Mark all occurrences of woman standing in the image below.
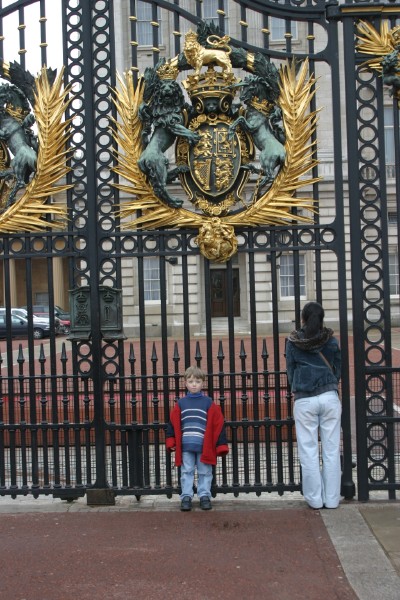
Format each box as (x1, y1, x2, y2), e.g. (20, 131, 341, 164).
(286, 301, 342, 509)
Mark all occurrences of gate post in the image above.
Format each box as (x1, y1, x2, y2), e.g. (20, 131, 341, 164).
(84, 0, 113, 506)
(326, 2, 356, 500)
(71, 0, 118, 505)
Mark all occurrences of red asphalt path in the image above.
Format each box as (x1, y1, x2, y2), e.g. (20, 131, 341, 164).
(0, 507, 357, 600)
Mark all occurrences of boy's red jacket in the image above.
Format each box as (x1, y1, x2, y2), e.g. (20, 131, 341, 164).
(166, 402, 229, 466)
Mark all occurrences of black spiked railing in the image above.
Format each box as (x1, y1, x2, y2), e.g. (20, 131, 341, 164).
(3, 0, 399, 503)
(0, 336, 303, 497)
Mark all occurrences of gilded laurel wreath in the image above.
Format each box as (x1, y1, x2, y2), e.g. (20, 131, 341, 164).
(112, 59, 319, 262)
(0, 67, 72, 233)
(356, 20, 400, 101)
(356, 20, 400, 72)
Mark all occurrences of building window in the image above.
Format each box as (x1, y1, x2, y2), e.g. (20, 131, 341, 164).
(36, 292, 49, 304)
(389, 252, 399, 296)
(143, 257, 161, 301)
(280, 254, 305, 298)
(270, 17, 298, 42)
(203, 0, 228, 32)
(384, 106, 399, 179)
(137, 1, 161, 46)
(246, 10, 263, 48)
(388, 212, 397, 225)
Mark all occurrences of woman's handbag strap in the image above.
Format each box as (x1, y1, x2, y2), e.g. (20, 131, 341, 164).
(318, 351, 333, 372)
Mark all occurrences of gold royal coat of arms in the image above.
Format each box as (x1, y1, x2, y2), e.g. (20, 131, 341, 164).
(113, 22, 319, 262)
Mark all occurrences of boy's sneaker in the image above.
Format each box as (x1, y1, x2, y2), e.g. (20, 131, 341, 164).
(180, 496, 192, 511)
(199, 496, 212, 510)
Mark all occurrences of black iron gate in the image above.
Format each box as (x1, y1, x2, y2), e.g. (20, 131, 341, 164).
(0, 0, 398, 503)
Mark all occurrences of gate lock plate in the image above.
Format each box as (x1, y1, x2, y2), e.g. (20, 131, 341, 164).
(68, 285, 126, 341)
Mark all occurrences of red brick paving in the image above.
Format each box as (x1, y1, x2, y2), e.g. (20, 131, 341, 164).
(0, 508, 358, 600)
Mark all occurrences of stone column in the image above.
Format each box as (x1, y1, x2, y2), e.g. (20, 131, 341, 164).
(53, 257, 66, 308)
(8, 259, 17, 306)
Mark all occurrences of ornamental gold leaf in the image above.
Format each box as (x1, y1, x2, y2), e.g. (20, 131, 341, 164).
(226, 59, 319, 227)
(356, 20, 398, 72)
(112, 70, 204, 229)
(111, 72, 155, 207)
(0, 67, 72, 233)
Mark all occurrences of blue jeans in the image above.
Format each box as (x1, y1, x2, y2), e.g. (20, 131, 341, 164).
(294, 390, 342, 509)
(180, 451, 213, 499)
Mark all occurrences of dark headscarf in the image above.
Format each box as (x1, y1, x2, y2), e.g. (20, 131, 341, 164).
(288, 327, 334, 352)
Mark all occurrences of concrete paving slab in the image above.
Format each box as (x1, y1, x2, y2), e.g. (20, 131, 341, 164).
(321, 503, 400, 600)
(358, 503, 400, 576)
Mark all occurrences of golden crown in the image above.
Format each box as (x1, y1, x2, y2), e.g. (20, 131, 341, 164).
(250, 97, 273, 116)
(392, 26, 400, 45)
(6, 103, 30, 122)
(185, 30, 197, 43)
(157, 61, 179, 80)
(182, 68, 237, 99)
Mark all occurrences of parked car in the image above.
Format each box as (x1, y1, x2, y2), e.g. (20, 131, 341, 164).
(21, 305, 70, 334)
(9, 308, 61, 335)
(0, 313, 52, 340)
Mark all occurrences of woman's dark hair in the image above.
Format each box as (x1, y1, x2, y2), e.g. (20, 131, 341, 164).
(301, 301, 324, 338)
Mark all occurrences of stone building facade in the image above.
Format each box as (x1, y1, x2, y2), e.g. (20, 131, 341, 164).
(1, 1, 398, 336)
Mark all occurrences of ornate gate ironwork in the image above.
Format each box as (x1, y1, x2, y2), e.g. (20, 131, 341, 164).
(0, 0, 398, 503)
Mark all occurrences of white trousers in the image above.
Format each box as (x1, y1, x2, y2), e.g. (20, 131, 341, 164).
(294, 390, 342, 509)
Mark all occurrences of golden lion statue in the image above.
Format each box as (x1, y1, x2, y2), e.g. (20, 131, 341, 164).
(184, 31, 232, 77)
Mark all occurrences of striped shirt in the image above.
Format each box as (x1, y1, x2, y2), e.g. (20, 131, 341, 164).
(178, 393, 212, 453)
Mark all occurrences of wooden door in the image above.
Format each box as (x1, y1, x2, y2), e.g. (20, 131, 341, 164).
(210, 269, 240, 317)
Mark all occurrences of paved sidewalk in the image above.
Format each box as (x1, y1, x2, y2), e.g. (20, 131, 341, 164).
(322, 501, 400, 600)
(0, 493, 399, 600)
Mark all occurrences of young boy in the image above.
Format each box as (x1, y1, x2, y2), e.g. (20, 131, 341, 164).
(166, 366, 229, 511)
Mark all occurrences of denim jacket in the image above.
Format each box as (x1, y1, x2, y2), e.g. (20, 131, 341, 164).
(285, 328, 341, 400)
